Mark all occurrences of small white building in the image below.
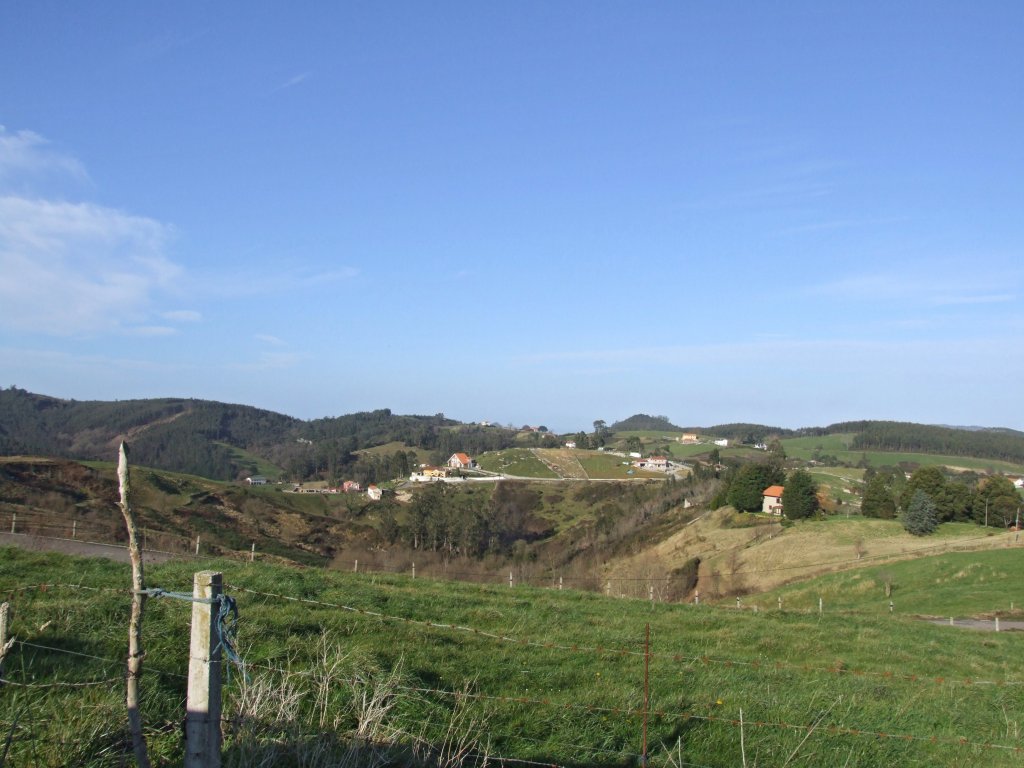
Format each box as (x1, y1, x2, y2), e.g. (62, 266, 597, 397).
(762, 485, 784, 515)
(245, 476, 267, 486)
(366, 485, 383, 501)
(564, 441, 577, 449)
(713, 439, 729, 447)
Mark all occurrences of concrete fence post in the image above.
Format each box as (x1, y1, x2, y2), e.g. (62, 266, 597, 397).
(10, 514, 15, 534)
(195, 536, 201, 556)
(818, 597, 823, 616)
(185, 571, 223, 768)
(412, 562, 415, 580)
(559, 576, 563, 591)
(508, 571, 513, 588)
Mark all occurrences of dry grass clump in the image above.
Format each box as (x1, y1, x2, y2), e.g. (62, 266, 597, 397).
(224, 632, 489, 767)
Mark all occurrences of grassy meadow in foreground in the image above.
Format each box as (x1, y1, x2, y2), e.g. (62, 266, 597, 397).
(1, 546, 1023, 767)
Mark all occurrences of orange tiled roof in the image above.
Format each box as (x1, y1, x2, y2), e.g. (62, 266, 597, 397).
(763, 485, 785, 497)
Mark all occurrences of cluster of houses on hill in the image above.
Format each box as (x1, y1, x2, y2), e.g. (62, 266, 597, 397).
(410, 453, 477, 482)
(245, 475, 383, 500)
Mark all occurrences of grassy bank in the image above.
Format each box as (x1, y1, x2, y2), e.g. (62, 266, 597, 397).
(1, 547, 1023, 766)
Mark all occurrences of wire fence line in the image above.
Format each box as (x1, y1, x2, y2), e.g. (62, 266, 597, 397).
(5, 578, 1024, 692)
(4, 552, 1024, 764)
(6, 508, 1021, 597)
(226, 583, 1024, 689)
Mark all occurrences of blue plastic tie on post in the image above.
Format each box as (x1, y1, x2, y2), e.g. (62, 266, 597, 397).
(136, 587, 247, 680)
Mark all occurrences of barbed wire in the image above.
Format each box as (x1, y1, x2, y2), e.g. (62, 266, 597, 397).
(6, 508, 1020, 589)
(0, 675, 121, 689)
(226, 584, 1024, 689)
(12, 639, 188, 680)
(395, 683, 1024, 755)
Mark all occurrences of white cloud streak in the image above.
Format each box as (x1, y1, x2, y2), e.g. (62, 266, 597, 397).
(0, 196, 179, 336)
(0, 127, 88, 187)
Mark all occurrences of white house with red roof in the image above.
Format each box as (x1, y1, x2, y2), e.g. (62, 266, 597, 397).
(447, 453, 475, 469)
(762, 485, 784, 515)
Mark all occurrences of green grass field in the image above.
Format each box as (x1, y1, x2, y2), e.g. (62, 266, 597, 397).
(783, 434, 1024, 473)
(577, 452, 662, 479)
(476, 448, 558, 478)
(759, 547, 1024, 617)
(2, 547, 1023, 767)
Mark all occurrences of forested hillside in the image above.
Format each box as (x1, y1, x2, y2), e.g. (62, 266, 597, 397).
(610, 414, 682, 431)
(846, 421, 1024, 464)
(0, 389, 516, 482)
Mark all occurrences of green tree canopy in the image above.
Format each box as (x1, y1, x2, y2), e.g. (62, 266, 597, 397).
(974, 476, 1020, 526)
(782, 469, 819, 520)
(861, 474, 897, 519)
(726, 462, 785, 513)
(903, 489, 939, 536)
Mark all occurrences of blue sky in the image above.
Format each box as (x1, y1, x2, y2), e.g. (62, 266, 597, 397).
(1, 2, 1022, 432)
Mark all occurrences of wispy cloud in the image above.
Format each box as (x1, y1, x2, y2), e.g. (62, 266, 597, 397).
(809, 269, 1018, 306)
(271, 71, 313, 94)
(0, 195, 179, 336)
(0, 126, 88, 189)
(0, 128, 185, 337)
(255, 333, 285, 346)
(162, 309, 202, 322)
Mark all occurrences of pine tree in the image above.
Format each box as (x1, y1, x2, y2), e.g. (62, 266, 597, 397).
(902, 490, 938, 536)
(782, 469, 819, 520)
(861, 474, 896, 519)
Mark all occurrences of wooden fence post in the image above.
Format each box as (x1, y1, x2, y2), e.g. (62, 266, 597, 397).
(0, 602, 11, 680)
(185, 571, 223, 768)
(119, 442, 151, 768)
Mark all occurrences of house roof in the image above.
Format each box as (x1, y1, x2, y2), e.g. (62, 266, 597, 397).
(763, 485, 785, 497)
(452, 452, 471, 464)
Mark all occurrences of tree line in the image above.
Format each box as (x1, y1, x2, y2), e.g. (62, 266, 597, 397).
(861, 465, 1021, 528)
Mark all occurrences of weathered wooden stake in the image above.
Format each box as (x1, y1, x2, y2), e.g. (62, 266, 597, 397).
(354, 559, 358, 573)
(0, 602, 12, 680)
(412, 562, 416, 579)
(72, 520, 77, 539)
(508, 571, 513, 588)
(118, 442, 151, 768)
(818, 597, 823, 616)
(195, 536, 201, 556)
(10, 514, 15, 534)
(950, 616, 954, 626)
(995, 617, 1000, 633)
(558, 576, 563, 590)
(778, 596, 782, 611)
(694, 589, 699, 605)
(649, 585, 654, 602)
(185, 571, 223, 768)
(250, 542, 255, 563)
